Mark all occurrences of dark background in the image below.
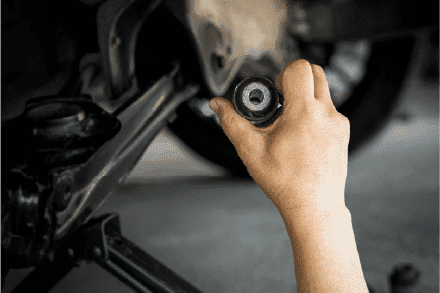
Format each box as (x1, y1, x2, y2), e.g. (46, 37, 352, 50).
(2, 0, 438, 292)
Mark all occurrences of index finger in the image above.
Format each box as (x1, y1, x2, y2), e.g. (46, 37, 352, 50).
(275, 59, 315, 114)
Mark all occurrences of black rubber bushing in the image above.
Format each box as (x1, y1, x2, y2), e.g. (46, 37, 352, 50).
(232, 77, 281, 128)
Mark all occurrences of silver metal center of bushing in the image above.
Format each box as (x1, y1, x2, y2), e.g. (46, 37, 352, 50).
(242, 82, 271, 111)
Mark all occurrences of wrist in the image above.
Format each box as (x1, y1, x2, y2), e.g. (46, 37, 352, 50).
(277, 204, 350, 217)
(268, 185, 347, 216)
(277, 203, 353, 245)
(277, 204, 350, 222)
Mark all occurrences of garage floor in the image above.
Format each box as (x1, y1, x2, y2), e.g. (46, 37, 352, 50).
(3, 32, 438, 293)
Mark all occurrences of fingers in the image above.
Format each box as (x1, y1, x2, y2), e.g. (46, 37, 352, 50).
(209, 97, 263, 156)
(310, 64, 334, 108)
(275, 59, 315, 114)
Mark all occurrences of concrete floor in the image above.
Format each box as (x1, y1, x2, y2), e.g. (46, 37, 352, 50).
(4, 33, 438, 292)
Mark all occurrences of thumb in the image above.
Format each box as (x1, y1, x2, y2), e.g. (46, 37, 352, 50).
(210, 97, 259, 151)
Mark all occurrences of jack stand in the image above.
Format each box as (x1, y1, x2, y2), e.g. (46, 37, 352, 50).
(10, 213, 203, 293)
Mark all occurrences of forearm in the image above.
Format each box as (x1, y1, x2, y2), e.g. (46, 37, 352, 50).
(278, 204, 369, 293)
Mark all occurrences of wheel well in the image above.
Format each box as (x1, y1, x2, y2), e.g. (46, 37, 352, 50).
(135, 5, 210, 97)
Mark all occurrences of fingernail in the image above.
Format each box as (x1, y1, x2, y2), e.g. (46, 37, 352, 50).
(210, 101, 219, 112)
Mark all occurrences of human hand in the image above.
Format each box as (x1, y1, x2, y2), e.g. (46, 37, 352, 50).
(209, 59, 350, 213)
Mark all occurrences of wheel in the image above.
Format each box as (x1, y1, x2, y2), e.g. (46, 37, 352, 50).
(165, 36, 416, 178)
(133, 5, 417, 179)
(173, 39, 417, 179)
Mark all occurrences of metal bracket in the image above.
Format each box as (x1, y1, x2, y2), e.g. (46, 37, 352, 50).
(185, 0, 244, 97)
(183, 0, 290, 97)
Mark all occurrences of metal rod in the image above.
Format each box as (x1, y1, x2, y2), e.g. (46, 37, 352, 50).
(95, 234, 204, 293)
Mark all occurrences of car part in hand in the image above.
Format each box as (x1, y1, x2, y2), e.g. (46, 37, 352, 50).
(232, 76, 283, 128)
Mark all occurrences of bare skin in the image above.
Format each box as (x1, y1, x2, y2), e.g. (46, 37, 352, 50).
(209, 59, 369, 292)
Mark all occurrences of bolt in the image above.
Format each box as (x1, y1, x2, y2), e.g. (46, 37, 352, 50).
(111, 36, 121, 49)
(67, 247, 75, 259)
(167, 112, 178, 124)
(211, 53, 225, 72)
(77, 111, 85, 122)
(53, 172, 74, 211)
(292, 22, 310, 36)
(94, 247, 102, 257)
